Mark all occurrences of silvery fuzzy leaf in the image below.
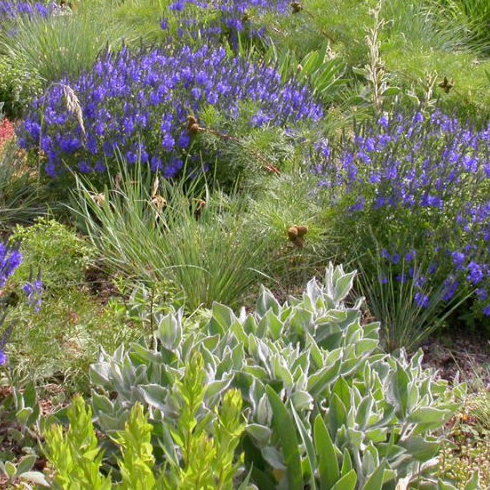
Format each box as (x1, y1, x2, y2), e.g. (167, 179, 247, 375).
(355, 395, 374, 430)
(355, 339, 379, 356)
(334, 270, 356, 304)
(129, 342, 162, 364)
(139, 384, 168, 411)
(291, 390, 314, 411)
(399, 436, 440, 462)
(262, 446, 286, 470)
(209, 302, 236, 335)
(91, 392, 114, 414)
(306, 276, 323, 305)
(246, 423, 273, 445)
(19, 471, 49, 487)
(308, 363, 342, 396)
(258, 309, 283, 340)
(289, 307, 314, 335)
(156, 312, 182, 350)
(256, 285, 280, 317)
(90, 362, 111, 386)
(205, 376, 233, 401)
(256, 393, 272, 426)
(271, 355, 293, 389)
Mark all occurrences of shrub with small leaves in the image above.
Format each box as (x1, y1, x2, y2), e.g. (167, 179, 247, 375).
(10, 217, 94, 292)
(86, 264, 463, 488)
(0, 55, 43, 119)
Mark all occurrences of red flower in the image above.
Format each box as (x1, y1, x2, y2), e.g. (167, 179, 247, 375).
(0, 118, 15, 149)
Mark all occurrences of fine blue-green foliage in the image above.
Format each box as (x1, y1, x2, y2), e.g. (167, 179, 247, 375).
(18, 44, 322, 180)
(314, 110, 490, 347)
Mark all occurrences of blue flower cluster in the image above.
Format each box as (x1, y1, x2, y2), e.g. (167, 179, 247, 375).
(0, 243, 21, 288)
(0, 1, 52, 30)
(0, 244, 43, 365)
(314, 111, 490, 316)
(23, 274, 43, 312)
(161, 0, 290, 42)
(19, 45, 322, 179)
(0, 243, 21, 366)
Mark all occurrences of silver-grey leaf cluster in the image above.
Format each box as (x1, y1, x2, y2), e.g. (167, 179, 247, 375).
(89, 263, 466, 489)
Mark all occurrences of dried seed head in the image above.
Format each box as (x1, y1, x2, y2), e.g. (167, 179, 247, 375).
(189, 123, 200, 134)
(187, 115, 198, 130)
(151, 175, 160, 198)
(438, 76, 454, 94)
(151, 195, 167, 211)
(194, 198, 206, 218)
(62, 84, 86, 141)
(91, 193, 106, 206)
(114, 172, 123, 188)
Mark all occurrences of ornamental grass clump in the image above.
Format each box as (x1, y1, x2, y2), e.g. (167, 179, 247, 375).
(19, 44, 322, 183)
(314, 111, 490, 349)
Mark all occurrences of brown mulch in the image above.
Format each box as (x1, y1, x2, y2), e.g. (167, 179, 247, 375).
(421, 331, 490, 389)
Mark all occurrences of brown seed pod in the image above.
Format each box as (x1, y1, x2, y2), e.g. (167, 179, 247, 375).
(194, 198, 206, 218)
(187, 115, 197, 128)
(288, 226, 299, 240)
(296, 225, 308, 237)
(438, 76, 454, 94)
(292, 236, 305, 248)
(291, 1, 303, 14)
(189, 123, 200, 134)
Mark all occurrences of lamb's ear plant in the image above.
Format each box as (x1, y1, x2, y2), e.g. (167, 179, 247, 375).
(87, 264, 464, 488)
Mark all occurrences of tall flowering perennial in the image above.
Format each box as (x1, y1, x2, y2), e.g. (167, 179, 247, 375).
(0, 1, 52, 30)
(314, 111, 490, 330)
(19, 45, 322, 179)
(0, 242, 21, 288)
(0, 244, 43, 365)
(161, 0, 291, 43)
(0, 243, 21, 366)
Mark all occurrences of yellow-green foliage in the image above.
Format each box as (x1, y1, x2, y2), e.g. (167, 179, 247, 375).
(44, 395, 112, 489)
(163, 354, 245, 490)
(43, 355, 245, 489)
(383, 49, 490, 117)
